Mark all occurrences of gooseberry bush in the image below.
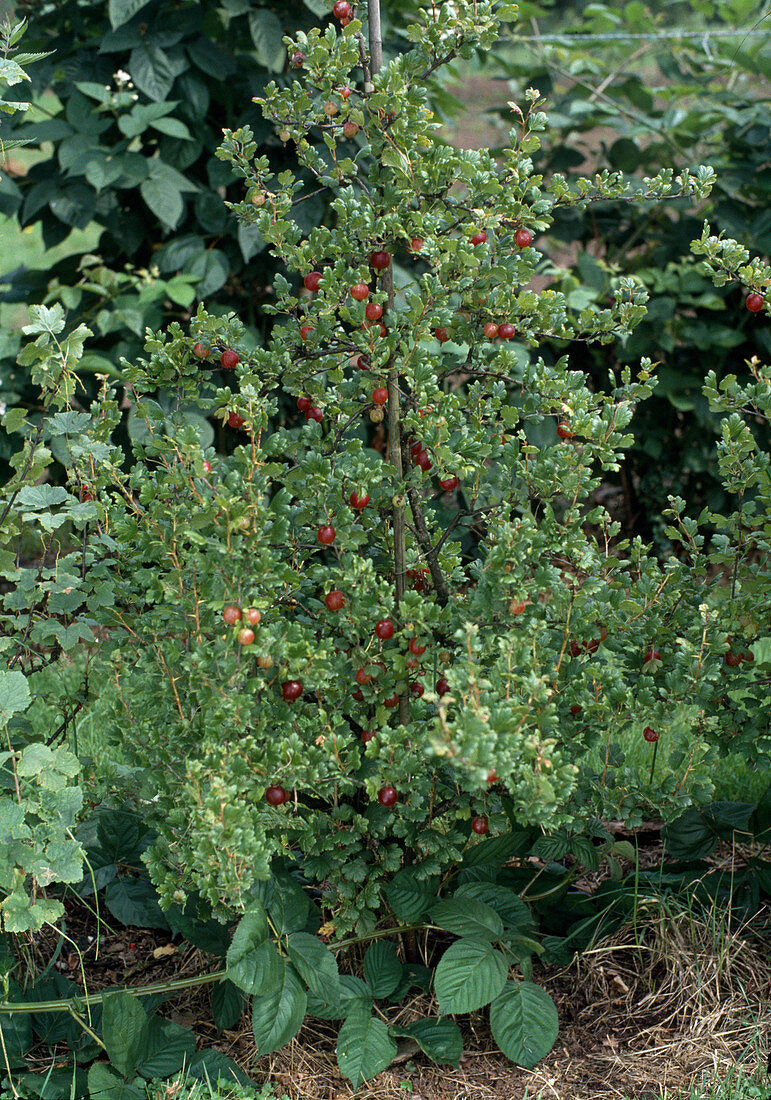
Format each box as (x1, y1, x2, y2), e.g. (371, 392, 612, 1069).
(35, 0, 770, 1084)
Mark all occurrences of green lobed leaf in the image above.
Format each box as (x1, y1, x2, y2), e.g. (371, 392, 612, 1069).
(0, 671, 30, 723)
(489, 981, 559, 1069)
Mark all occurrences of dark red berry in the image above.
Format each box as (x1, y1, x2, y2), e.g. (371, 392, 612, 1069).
(746, 293, 764, 313)
(416, 451, 432, 472)
(192, 342, 210, 360)
(408, 238, 423, 254)
(483, 322, 499, 338)
(436, 677, 449, 696)
(220, 348, 239, 370)
(409, 639, 427, 656)
(349, 491, 369, 509)
(569, 640, 582, 657)
(317, 525, 336, 545)
(383, 694, 400, 708)
(351, 282, 370, 301)
(369, 250, 391, 270)
(305, 407, 323, 422)
(361, 729, 375, 743)
(291, 51, 305, 67)
(355, 667, 372, 686)
(570, 704, 582, 716)
(410, 681, 424, 697)
(223, 605, 242, 625)
(332, 0, 352, 19)
(352, 688, 365, 701)
(375, 619, 395, 641)
(643, 649, 661, 664)
(325, 590, 345, 611)
(281, 680, 303, 702)
(487, 770, 498, 785)
(498, 322, 516, 340)
(439, 475, 459, 491)
(365, 302, 383, 321)
(643, 727, 659, 743)
(434, 327, 449, 343)
(514, 227, 533, 248)
(227, 411, 245, 429)
(237, 627, 255, 646)
(202, 459, 212, 474)
(299, 324, 315, 341)
(304, 271, 322, 292)
(471, 815, 489, 835)
(556, 422, 574, 440)
(372, 387, 388, 405)
(470, 231, 487, 246)
(297, 395, 312, 412)
(378, 785, 398, 807)
(266, 785, 289, 805)
(724, 651, 742, 667)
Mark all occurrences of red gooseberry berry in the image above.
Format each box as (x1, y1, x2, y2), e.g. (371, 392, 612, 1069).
(237, 627, 255, 646)
(410, 682, 425, 697)
(228, 411, 245, 429)
(406, 657, 419, 671)
(416, 451, 432, 472)
(498, 322, 516, 340)
(434, 327, 449, 343)
(643, 649, 661, 663)
(297, 395, 312, 412)
(349, 491, 369, 509)
(408, 238, 423, 254)
(378, 785, 398, 807)
(584, 638, 600, 654)
(333, 0, 351, 17)
(365, 302, 383, 321)
(192, 342, 210, 359)
(410, 441, 424, 458)
(375, 619, 395, 640)
(746, 293, 764, 313)
(569, 640, 582, 657)
(514, 227, 534, 248)
(471, 815, 489, 835)
(724, 651, 742, 667)
(342, 121, 359, 139)
(281, 680, 303, 702)
(291, 51, 305, 67)
(352, 688, 365, 701)
(325, 590, 345, 611)
(372, 387, 388, 405)
(355, 354, 370, 371)
(439, 475, 459, 491)
(299, 324, 315, 341)
(220, 348, 239, 370)
(202, 459, 212, 474)
(79, 486, 95, 502)
(355, 667, 372, 686)
(557, 422, 574, 439)
(305, 407, 323, 423)
(509, 599, 526, 615)
(223, 605, 242, 625)
(483, 322, 499, 338)
(436, 677, 449, 695)
(409, 638, 427, 656)
(341, 86, 351, 99)
(570, 704, 582, 716)
(317, 525, 336, 545)
(643, 726, 659, 743)
(740, 650, 754, 663)
(361, 729, 376, 744)
(470, 231, 487, 246)
(369, 250, 391, 270)
(350, 282, 370, 301)
(245, 608, 262, 626)
(303, 271, 322, 292)
(265, 785, 289, 806)
(487, 770, 498, 785)
(383, 695, 400, 708)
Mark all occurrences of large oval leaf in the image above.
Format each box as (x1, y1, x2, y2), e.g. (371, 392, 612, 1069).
(382, 869, 437, 921)
(434, 937, 508, 1015)
(489, 981, 559, 1069)
(225, 906, 271, 994)
(363, 940, 402, 998)
(336, 1007, 397, 1088)
(251, 964, 307, 1055)
(429, 898, 504, 940)
(306, 974, 372, 1020)
(454, 882, 534, 931)
(390, 1017, 463, 1067)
